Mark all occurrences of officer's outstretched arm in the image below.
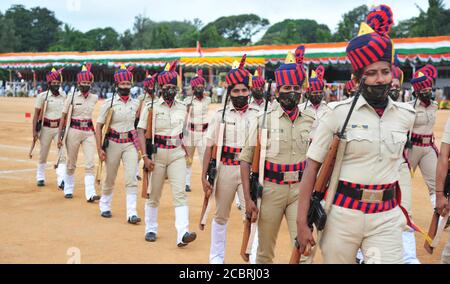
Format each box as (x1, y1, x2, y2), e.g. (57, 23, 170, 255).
(240, 161, 257, 222)
(297, 158, 321, 225)
(436, 142, 449, 217)
(57, 112, 67, 142)
(296, 158, 321, 254)
(32, 107, 40, 138)
(137, 128, 147, 156)
(202, 144, 213, 187)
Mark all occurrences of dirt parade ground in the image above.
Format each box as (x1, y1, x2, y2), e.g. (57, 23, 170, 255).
(0, 96, 448, 264)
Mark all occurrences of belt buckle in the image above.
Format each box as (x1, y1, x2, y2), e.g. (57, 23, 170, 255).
(167, 138, 178, 146)
(80, 121, 89, 128)
(50, 121, 58, 128)
(119, 133, 129, 139)
(361, 189, 384, 203)
(422, 137, 431, 144)
(283, 171, 299, 182)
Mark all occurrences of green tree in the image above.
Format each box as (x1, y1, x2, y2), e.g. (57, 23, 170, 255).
(258, 19, 332, 44)
(119, 29, 134, 50)
(392, 0, 450, 38)
(333, 5, 368, 42)
(85, 28, 120, 51)
(0, 12, 20, 52)
(48, 24, 91, 52)
(129, 15, 198, 49)
(4, 5, 61, 52)
(201, 14, 269, 46)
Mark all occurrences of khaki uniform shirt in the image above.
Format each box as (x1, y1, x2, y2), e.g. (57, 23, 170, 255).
(186, 95, 211, 125)
(206, 105, 259, 149)
(298, 101, 331, 140)
(35, 91, 67, 120)
(443, 117, 450, 144)
(97, 97, 139, 132)
(307, 96, 415, 185)
(138, 97, 186, 136)
(63, 92, 98, 120)
(249, 98, 271, 113)
(240, 103, 315, 165)
(410, 100, 438, 135)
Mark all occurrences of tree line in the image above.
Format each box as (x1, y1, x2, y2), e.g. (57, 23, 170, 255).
(0, 0, 449, 53)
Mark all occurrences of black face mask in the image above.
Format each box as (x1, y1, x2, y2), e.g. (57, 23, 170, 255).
(162, 88, 177, 103)
(79, 85, 91, 94)
(231, 95, 249, 110)
(50, 85, 60, 94)
(277, 92, 301, 111)
(362, 83, 390, 108)
(118, 87, 131, 97)
(194, 88, 204, 98)
(144, 87, 153, 95)
(419, 91, 432, 102)
(309, 93, 323, 105)
(252, 89, 264, 100)
(389, 89, 400, 101)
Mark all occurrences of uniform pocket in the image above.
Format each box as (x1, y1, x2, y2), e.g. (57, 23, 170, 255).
(266, 128, 285, 157)
(384, 130, 407, 159)
(345, 129, 374, 155)
(415, 111, 427, 125)
(156, 113, 171, 129)
(295, 131, 310, 155)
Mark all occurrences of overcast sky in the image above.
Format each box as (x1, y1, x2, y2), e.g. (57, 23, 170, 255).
(0, 0, 446, 40)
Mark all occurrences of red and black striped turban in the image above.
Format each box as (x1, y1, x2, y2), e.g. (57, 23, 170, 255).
(190, 70, 206, 88)
(346, 4, 394, 72)
(143, 70, 158, 89)
(114, 65, 134, 84)
(411, 64, 437, 92)
(308, 65, 325, 92)
(46, 68, 63, 83)
(274, 45, 306, 88)
(77, 63, 94, 83)
(252, 67, 265, 89)
(225, 54, 251, 88)
(158, 60, 179, 86)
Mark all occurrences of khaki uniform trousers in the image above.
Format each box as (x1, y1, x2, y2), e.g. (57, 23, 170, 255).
(39, 126, 66, 164)
(102, 141, 138, 194)
(214, 164, 246, 225)
(185, 129, 207, 166)
(256, 181, 309, 264)
(398, 162, 413, 217)
(65, 128, 96, 176)
(409, 145, 437, 199)
(100, 141, 139, 218)
(442, 237, 450, 264)
(320, 205, 406, 264)
(146, 147, 187, 208)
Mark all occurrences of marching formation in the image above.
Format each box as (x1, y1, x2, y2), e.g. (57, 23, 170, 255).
(29, 4, 449, 264)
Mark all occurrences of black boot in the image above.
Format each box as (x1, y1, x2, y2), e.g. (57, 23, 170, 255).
(128, 215, 141, 224)
(37, 180, 45, 187)
(185, 185, 191, 192)
(177, 232, 197, 247)
(87, 195, 101, 203)
(64, 193, 73, 199)
(145, 232, 157, 242)
(58, 181, 65, 190)
(101, 211, 112, 218)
